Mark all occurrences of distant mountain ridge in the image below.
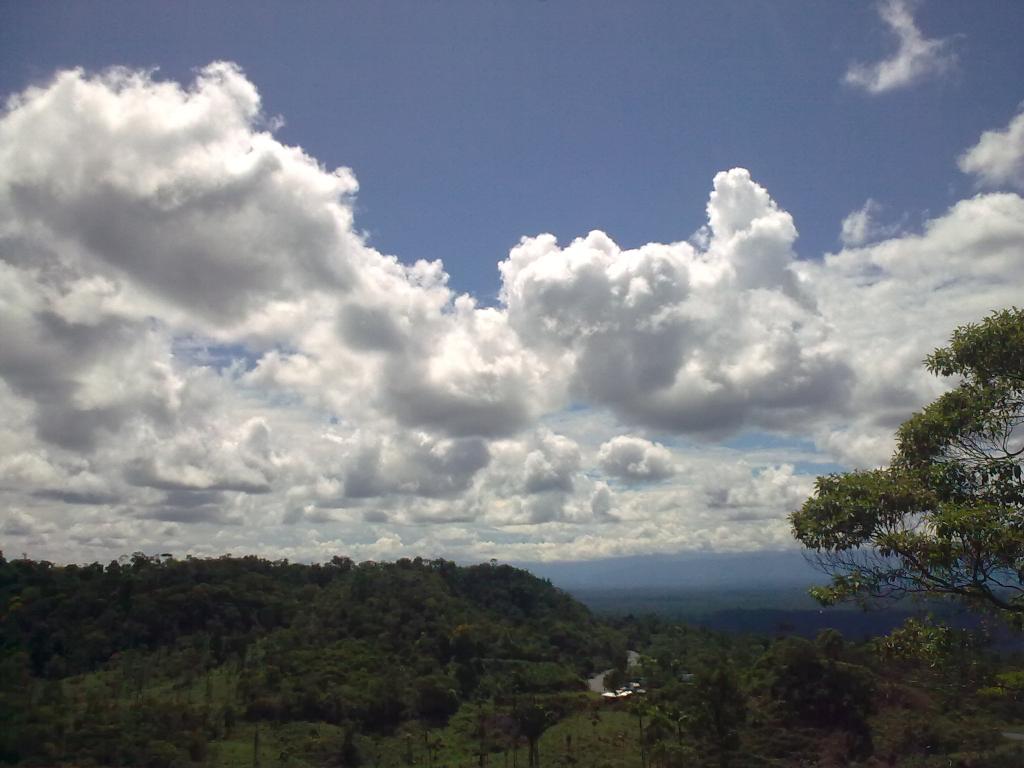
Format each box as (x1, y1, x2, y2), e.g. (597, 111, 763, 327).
(517, 549, 821, 591)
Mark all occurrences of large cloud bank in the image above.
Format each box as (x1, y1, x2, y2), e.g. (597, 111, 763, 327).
(2, 64, 1022, 563)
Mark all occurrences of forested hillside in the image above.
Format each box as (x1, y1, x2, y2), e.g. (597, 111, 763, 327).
(0, 554, 622, 765)
(3, 553, 1024, 767)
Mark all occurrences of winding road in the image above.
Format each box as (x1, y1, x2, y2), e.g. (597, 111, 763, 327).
(587, 650, 640, 693)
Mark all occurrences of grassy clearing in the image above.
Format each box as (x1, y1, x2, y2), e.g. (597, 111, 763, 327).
(353, 705, 647, 768)
(207, 721, 347, 768)
(198, 702, 652, 768)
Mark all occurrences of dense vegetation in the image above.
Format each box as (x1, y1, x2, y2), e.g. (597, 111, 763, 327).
(1, 553, 622, 766)
(3, 552, 1024, 767)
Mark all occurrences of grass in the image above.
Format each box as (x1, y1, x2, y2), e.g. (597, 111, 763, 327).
(208, 721, 346, 768)
(356, 703, 648, 768)
(196, 699, 652, 768)
(539, 708, 645, 768)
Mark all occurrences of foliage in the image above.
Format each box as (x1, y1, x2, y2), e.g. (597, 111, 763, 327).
(0, 553, 616, 765)
(685, 659, 746, 767)
(3, 551, 1024, 766)
(792, 308, 1024, 617)
(752, 634, 875, 758)
(875, 616, 977, 668)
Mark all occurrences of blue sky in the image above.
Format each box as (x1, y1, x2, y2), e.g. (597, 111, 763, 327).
(1, 1, 1023, 565)
(5, 1, 1022, 300)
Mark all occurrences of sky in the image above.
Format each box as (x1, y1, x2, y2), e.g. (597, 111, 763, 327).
(1, 1, 1023, 568)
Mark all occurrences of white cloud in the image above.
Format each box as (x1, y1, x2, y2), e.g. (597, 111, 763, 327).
(798, 190, 1024, 467)
(844, 0, 956, 94)
(839, 199, 901, 246)
(0, 509, 56, 537)
(124, 418, 277, 495)
(589, 482, 617, 521)
(478, 429, 585, 524)
(705, 464, 814, 520)
(325, 429, 490, 501)
(0, 63, 360, 327)
(1, 63, 1023, 563)
(500, 169, 848, 436)
(959, 108, 1024, 191)
(598, 436, 675, 482)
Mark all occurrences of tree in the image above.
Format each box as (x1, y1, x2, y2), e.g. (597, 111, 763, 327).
(687, 660, 745, 768)
(754, 637, 874, 742)
(515, 700, 550, 768)
(792, 308, 1024, 616)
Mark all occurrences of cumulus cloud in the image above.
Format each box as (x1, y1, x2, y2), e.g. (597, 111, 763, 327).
(845, 0, 956, 94)
(1, 64, 546, 456)
(477, 430, 585, 524)
(500, 169, 849, 436)
(326, 430, 490, 501)
(598, 436, 675, 482)
(959, 107, 1024, 191)
(1, 63, 1023, 563)
(706, 464, 814, 520)
(124, 418, 277, 495)
(0, 63, 360, 326)
(0, 509, 56, 537)
(839, 199, 901, 246)
(799, 190, 1024, 467)
(589, 482, 617, 521)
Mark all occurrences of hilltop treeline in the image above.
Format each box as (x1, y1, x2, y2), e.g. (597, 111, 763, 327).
(1, 553, 621, 679)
